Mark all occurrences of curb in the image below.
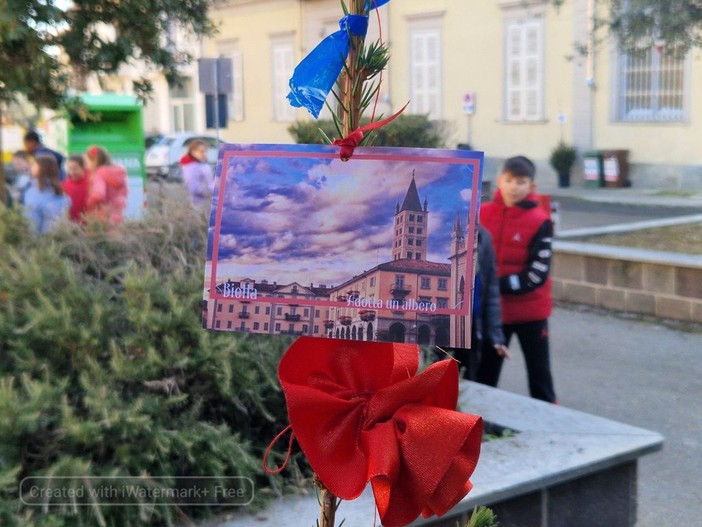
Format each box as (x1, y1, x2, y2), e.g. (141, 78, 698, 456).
(556, 213, 702, 239)
(541, 187, 702, 208)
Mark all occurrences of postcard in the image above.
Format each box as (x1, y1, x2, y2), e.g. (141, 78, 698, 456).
(204, 144, 483, 348)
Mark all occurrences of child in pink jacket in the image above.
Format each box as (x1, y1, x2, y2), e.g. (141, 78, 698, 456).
(85, 145, 128, 226)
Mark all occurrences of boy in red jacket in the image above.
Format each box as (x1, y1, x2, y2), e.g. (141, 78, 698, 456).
(477, 156, 557, 403)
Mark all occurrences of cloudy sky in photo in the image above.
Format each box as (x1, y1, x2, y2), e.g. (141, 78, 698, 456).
(206, 145, 482, 286)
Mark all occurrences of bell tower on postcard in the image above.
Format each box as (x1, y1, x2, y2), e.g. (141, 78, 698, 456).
(392, 173, 428, 261)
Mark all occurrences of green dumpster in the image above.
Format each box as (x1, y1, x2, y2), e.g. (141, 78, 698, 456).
(68, 94, 145, 219)
(583, 150, 604, 188)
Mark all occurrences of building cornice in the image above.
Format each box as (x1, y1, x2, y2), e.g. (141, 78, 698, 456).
(404, 10, 446, 21)
(497, 0, 547, 9)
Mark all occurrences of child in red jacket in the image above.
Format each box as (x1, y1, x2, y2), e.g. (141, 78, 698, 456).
(477, 156, 557, 403)
(62, 154, 90, 223)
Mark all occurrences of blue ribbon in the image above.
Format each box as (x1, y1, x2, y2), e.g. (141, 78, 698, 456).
(365, 0, 390, 10)
(287, 0, 390, 119)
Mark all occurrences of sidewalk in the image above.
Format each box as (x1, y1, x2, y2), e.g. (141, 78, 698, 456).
(538, 182, 702, 208)
(499, 305, 702, 527)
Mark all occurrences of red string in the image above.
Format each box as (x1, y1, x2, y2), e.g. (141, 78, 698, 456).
(333, 2, 403, 161)
(262, 424, 295, 475)
(369, 0, 384, 124)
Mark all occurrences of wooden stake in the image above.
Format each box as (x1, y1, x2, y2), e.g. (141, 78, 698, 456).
(316, 475, 337, 527)
(0, 104, 7, 206)
(339, 0, 365, 137)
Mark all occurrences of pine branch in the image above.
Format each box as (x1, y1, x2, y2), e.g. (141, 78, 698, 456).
(333, 3, 390, 138)
(468, 506, 499, 527)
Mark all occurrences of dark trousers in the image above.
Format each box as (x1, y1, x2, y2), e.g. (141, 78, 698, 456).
(450, 341, 482, 381)
(476, 319, 557, 403)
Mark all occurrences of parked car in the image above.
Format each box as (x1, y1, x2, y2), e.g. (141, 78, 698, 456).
(145, 133, 219, 180)
(144, 133, 165, 150)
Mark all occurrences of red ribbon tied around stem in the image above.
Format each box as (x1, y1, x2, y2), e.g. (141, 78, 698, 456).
(278, 337, 483, 527)
(332, 102, 410, 161)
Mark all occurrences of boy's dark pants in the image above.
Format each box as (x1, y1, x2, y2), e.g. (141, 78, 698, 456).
(451, 343, 481, 381)
(476, 319, 557, 403)
(446, 324, 482, 381)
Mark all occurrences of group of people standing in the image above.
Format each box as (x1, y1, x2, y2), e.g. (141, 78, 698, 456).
(458, 155, 557, 404)
(5, 131, 128, 233)
(4, 132, 216, 235)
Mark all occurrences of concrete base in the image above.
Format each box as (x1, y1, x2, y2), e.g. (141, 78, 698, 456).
(428, 383, 663, 527)
(435, 462, 637, 527)
(628, 163, 702, 191)
(211, 382, 663, 527)
(552, 240, 702, 323)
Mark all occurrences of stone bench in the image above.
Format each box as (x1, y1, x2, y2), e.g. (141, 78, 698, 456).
(210, 382, 663, 527)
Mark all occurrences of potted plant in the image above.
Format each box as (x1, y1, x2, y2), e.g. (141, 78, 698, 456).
(549, 141, 577, 188)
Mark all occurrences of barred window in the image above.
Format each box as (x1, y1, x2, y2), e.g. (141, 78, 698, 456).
(618, 46, 686, 122)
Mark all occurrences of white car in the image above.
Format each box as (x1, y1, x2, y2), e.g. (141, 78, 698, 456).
(145, 133, 219, 180)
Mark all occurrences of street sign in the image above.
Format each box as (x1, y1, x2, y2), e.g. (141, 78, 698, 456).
(462, 91, 475, 115)
(206, 95, 228, 129)
(199, 57, 233, 136)
(198, 58, 233, 95)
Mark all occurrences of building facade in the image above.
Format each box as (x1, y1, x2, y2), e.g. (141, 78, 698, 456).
(206, 279, 332, 336)
(204, 0, 702, 189)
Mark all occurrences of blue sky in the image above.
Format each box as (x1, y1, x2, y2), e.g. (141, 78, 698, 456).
(206, 144, 482, 286)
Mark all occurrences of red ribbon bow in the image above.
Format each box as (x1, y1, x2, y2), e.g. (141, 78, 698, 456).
(278, 337, 483, 527)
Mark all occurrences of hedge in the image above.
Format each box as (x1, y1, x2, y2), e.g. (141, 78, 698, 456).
(0, 189, 303, 527)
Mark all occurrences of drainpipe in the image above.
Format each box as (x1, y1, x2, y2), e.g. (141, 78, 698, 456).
(586, 0, 596, 149)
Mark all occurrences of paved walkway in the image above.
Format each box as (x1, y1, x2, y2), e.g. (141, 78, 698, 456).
(538, 181, 702, 208)
(498, 304, 702, 527)
(496, 180, 702, 524)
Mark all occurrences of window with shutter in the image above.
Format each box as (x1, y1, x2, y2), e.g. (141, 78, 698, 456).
(218, 44, 245, 122)
(410, 28, 442, 120)
(271, 39, 297, 122)
(231, 50, 244, 121)
(504, 19, 543, 121)
(169, 77, 196, 132)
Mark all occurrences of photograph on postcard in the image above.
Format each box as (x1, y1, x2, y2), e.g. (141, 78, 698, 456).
(204, 144, 483, 348)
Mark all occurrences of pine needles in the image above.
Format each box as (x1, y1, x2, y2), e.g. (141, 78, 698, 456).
(0, 194, 302, 526)
(326, 0, 390, 141)
(468, 506, 500, 527)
